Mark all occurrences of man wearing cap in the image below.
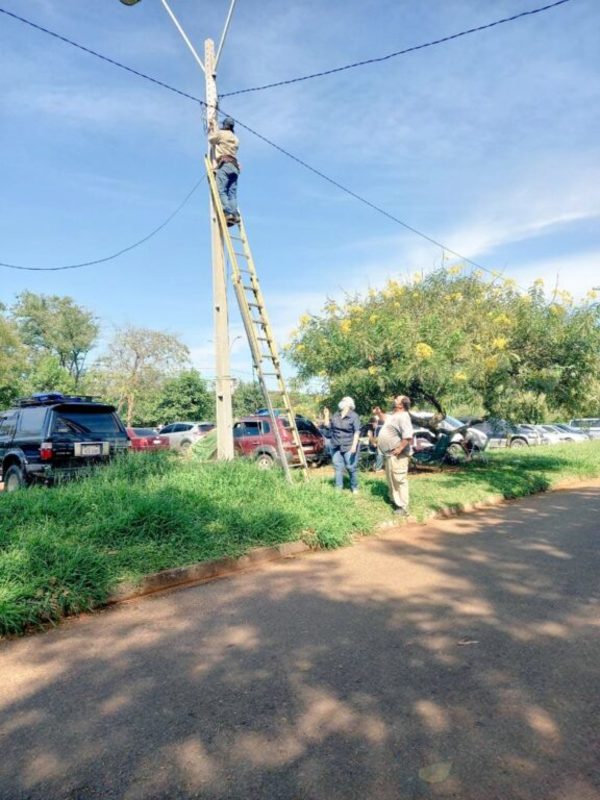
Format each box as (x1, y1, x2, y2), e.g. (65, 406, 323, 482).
(376, 395, 413, 516)
(208, 116, 240, 226)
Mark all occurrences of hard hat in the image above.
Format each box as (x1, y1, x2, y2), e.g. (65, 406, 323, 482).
(221, 117, 235, 130)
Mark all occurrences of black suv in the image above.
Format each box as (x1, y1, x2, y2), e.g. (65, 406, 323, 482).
(0, 393, 130, 491)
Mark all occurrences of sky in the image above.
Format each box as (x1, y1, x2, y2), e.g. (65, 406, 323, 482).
(1, 0, 599, 384)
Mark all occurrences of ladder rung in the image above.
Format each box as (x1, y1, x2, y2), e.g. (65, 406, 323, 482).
(233, 251, 247, 258)
(242, 284, 257, 292)
(248, 302, 263, 308)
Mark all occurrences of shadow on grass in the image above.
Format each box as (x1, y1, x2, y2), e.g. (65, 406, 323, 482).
(0, 486, 598, 799)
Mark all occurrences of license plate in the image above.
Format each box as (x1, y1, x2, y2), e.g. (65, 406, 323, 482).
(80, 444, 102, 456)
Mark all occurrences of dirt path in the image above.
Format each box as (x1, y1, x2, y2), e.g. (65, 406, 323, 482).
(1, 484, 599, 800)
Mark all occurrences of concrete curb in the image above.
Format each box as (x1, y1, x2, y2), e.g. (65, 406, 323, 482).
(107, 540, 310, 604)
(107, 477, 600, 607)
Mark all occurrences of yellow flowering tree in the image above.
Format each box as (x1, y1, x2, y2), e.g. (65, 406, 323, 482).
(286, 268, 600, 419)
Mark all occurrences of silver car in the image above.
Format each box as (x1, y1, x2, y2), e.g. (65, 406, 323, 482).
(549, 424, 590, 443)
(158, 421, 215, 450)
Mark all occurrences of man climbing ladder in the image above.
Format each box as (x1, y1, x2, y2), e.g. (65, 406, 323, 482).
(208, 116, 240, 226)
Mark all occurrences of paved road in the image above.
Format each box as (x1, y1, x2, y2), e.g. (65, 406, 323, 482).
(1, 485, 599, 800)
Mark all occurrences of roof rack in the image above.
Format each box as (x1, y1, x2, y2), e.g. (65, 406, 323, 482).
(15, 393, 101, 407)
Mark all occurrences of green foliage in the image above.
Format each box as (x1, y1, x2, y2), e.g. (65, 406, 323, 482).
(0, 306, 25, 407)
(92, 325, 190, 425)
(148, 369, 213, 427)
(232, 380, 265, 417)
(12, 291, 99, 387)
(287, 269, 600, 419)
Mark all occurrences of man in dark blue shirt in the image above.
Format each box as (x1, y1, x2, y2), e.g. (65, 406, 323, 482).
(323, 396, 361, 493)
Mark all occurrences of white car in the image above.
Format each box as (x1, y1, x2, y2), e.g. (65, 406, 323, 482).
(547, 424, 589, 443)
(535, 424, 563, 445)
(158, 421, 215, 450)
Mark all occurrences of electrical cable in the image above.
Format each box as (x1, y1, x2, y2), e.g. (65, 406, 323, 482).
(0, 6, 203, 104)
(0, 5, 547, 284)
(220, 0, 575, 98)
(0, 177, 204, 271)
(216, 108, 515, 282)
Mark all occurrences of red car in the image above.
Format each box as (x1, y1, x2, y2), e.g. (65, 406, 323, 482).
(126, 427, 170, 452)
(233, 415, 325, 469)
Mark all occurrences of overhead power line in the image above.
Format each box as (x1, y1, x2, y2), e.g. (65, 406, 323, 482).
(0, 7, 543, 284)
(220, 0, 575, 98)
(0, 6, 202, 104)
(0, 178, 203, 271)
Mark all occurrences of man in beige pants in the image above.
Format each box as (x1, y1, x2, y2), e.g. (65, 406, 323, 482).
(376, 396, 414, 517)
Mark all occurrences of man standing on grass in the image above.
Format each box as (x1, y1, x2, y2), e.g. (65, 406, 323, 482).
(376, 395, 414, 516)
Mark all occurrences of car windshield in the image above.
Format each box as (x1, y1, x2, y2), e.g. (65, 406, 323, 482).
(132, 428, 157, 436)
(54, 409, 121, 436)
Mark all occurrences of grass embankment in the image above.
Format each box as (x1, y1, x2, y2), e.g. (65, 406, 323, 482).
(1, 442, 599, 636)
(0, 454, 385, 636)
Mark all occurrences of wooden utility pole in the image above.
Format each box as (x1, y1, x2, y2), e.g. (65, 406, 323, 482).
(205, 39, 234, 460)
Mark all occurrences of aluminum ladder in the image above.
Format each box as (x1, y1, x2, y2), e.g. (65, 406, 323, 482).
(205, 157, 308, 482)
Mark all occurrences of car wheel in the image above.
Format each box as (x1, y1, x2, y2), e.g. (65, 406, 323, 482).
(180, 440, 192, 451)
(510, 438, 527, 448)
(255, 452, 274, 470)
(4, 464, 27, 492)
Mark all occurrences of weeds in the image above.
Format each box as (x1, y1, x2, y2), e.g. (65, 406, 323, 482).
(1, 443, 599, 636)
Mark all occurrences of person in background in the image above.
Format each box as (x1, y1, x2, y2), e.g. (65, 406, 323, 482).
(376, 395, 413, 516)
(208, 116, 240, 226)
(323, 397, 361, 494)
(367, 413, 385, 472)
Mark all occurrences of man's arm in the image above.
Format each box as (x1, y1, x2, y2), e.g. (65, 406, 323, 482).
(208, 119, 220, 145)
(350, 413, 361, 455)
(392, 438, 412, 456)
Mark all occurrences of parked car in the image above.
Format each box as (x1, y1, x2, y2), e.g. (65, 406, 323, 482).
(570, 417, 600, 440)
(553, 423, 590, 442)
(410, 412, 488, 454)
(0, 392, 130, 491)
(158, 421, 215, 450)
(126, 427, 169, 452)
(467, 419, 540, 448)
(535, 424, 567, 445)
(233, 414, 325, 469)
(519, 424, 550, 445)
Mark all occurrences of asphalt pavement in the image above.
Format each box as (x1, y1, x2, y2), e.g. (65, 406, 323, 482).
(1, 483, 599, 800)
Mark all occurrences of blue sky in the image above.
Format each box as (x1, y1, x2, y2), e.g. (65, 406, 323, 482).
(1, 0, 599, 383)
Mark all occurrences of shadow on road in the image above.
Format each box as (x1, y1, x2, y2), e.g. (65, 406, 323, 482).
(0, 487, 599, 799)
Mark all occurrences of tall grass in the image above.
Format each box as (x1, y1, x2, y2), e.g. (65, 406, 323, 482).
(1, 442, 599, 636)
(0, 453, 381, 635)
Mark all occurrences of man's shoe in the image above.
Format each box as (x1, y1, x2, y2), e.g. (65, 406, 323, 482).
(352, 488, 359, 495)
(393, 506, 408, 516)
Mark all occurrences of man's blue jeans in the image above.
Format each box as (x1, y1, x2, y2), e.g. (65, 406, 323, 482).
(332, 448, 358, 491)
(216, 162, 239, 216)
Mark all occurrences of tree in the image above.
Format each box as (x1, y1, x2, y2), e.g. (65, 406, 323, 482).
(12, 292, 99, 387)
(93, 326, 190, 425)
(232, 380, 265, 418)
(0, 304, 26, 407)
(286, 268, 600, 420)
(150, 369, 213, 427)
